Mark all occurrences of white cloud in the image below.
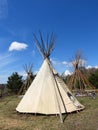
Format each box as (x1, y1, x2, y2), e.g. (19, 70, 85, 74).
(95, 66, 98, 69)
(64, 70, 71, 76)
(86, 65, 98, 69)
(86, 65, 92, 69)
(9, 41, 28, 51)
(62, 61, 67, 65)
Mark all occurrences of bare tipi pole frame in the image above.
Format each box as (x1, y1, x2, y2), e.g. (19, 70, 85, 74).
(68, 51, 95, 93)
(33, 31, 67, 123)
(18, 63, 34, 95)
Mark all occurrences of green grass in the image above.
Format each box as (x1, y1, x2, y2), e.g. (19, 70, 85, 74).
(0, 95, 98, 130)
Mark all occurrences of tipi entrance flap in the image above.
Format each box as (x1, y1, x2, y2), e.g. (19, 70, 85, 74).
(55, 75, 84, 108)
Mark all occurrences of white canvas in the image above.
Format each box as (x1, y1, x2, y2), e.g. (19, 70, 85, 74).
(16, 58, 84, 114)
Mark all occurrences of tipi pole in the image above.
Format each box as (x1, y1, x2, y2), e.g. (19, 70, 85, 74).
(51, 73, 63, 123)
(48, 60, 67, 123)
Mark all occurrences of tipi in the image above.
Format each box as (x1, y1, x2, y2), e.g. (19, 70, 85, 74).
(67, 51, 95, 93)
(18, 64, 34, 95)
(16, 32, 85, 123)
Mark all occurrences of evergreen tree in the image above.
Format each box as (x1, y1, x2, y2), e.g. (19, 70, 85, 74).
(89, 70, 98, 89)
(7, 72, 23, 94)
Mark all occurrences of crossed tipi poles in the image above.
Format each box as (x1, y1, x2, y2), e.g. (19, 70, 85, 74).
(18, 63, 34, 95)
(16, 32, 85, 123)
(67, 51, 95, 93)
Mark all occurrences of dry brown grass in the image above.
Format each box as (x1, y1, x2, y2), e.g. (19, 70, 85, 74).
(0, 95, 98, 130)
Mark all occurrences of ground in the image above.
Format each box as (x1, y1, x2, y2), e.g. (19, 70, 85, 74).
(0, 95, 98, 130)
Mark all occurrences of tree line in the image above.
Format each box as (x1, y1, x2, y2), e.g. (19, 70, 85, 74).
(0, 67, 98, 97)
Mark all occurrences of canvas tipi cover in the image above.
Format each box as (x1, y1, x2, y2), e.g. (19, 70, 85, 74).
(16, 58, 84, 115)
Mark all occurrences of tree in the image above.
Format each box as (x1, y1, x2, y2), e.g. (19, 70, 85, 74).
(89, 69, 98, 89)
(7, 72, 23, 94)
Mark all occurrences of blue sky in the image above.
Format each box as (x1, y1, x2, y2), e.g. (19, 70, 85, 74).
(0, 0, 98, 83)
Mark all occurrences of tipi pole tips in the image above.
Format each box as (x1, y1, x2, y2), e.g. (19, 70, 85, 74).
(33, 31, 56, 59)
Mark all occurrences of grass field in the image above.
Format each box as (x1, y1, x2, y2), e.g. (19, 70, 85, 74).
(0, 95, 98, 130)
